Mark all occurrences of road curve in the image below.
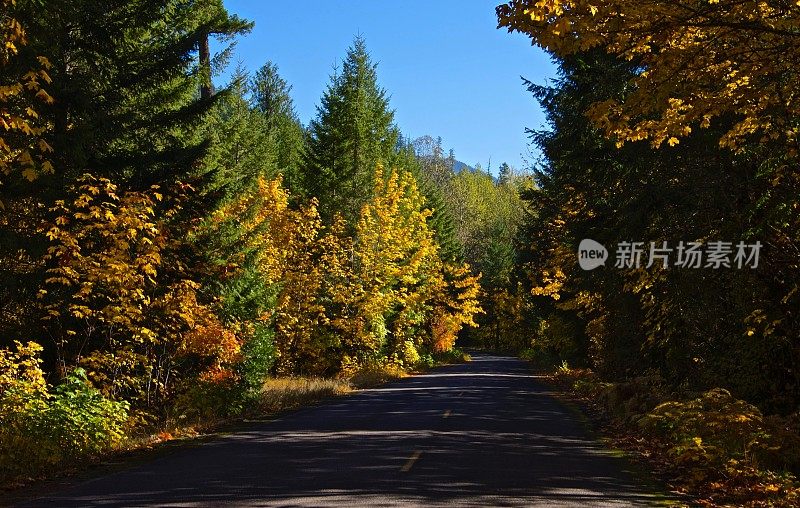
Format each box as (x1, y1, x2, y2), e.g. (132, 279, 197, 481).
(18, 354, 667, 507)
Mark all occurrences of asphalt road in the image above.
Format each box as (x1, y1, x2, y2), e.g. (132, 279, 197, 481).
(18, 354, 668, 507)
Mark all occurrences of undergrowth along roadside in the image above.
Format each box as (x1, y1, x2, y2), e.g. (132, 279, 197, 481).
(0, 349, 470, 491)
(525, 354, 800, 508)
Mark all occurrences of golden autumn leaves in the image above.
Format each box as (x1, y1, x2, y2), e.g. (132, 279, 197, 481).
(497, 0, 800, 152)
(40, 175, 228, 399)
(35, 165, 479, 397)
(0, 0, 54, 185)
(17, 156, 482, 400)
(209, 167, 482, 376)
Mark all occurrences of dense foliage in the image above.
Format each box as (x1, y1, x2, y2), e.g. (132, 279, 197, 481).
(495, 0, 800, 412)
(0, 1, 486, 483)
(5, 2, 796, 504)
(492, 1, 800, 504)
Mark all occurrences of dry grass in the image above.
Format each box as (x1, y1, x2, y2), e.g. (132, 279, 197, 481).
(347, 364, 407, 389)
(256, 377, 353, 413)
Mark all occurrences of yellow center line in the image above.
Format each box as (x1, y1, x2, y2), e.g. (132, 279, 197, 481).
(400, 450, 422, 472)
(443, 409, 452, 418)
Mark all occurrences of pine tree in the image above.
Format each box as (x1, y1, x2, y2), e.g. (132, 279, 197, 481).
(498, 162, 513, 186)
(302, 36, 400, 223)
(407, 136, 462, 262)
(399, 149, 462, 263)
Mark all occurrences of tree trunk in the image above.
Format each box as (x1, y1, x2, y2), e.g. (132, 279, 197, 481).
(199, 34, 212, 100)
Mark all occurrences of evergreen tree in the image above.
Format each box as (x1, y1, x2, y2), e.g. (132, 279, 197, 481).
(19, 0, 252, 191)
(302, 36, 400, 223)
(497, 162, 513, 186)
(516, 50, 793, 406)
(417, 174, 461, 263)
(201, 65, 277, 203)
(399, 140, 462, 263)
(251, 62, 305, 192)
(195, 66, 280, 379)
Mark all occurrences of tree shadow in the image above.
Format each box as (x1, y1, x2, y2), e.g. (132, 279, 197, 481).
(19, 355, 672, 507)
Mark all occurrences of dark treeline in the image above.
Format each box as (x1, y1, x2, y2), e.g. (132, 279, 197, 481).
(491, 1, 800, 504)
(496, 15, 799, 417)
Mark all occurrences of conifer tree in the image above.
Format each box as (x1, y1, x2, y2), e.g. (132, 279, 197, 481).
(18, 0, 252, 191)
(399, 143, 462, 263)
(251, 62, 305, 192)
(201, 65, 277, 203)
(303, 36, 400, 223)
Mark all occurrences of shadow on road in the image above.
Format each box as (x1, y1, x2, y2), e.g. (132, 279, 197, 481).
(18, 354, 670, 507)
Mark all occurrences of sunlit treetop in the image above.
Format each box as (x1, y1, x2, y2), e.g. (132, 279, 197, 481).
(497, 0, 800, 152)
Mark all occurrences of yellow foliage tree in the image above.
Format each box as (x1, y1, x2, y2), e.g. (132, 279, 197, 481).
(205, 170, 483, 376)
(209, 177, 344, 375)
(43, 175, 235, 402)
(345, 166, 483, 364)
(427, 262, 482, 353)
(348, 166, 440, 363)
(497, 0, 800, 151)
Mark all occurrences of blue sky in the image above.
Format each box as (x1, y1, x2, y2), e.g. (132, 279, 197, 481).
(215, 1, 556, 173)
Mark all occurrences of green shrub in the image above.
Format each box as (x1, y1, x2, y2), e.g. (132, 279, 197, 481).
(171, 377, 243, 423)
(239, 322, 276, 393)
(537, 312, 586, 363)
(519, 347, 558, 366)
(429, 347, 470, 365)
(598, 373, 669, 422)
(401, 340, 422, 366)
(416, 353, 436, 368)
(1, 342, 129, 482)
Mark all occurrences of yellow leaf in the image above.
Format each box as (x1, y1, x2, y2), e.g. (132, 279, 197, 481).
(22, 167, 37, 181)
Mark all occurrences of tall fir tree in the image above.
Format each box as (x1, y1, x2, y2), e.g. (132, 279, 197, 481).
(397, 141, 462, 263)
(250, 62, 305, 193)
(201, 65, 277, 203)
(18, 0, 252, 192)
(302, 36, 400, 223)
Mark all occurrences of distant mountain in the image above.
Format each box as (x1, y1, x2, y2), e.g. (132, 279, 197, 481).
(453, 160, 476, 173)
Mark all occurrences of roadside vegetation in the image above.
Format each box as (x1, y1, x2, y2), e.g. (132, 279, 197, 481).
(484, 1, 800, 505)
(535, 361, 800, 507)
(1, 345, 468, 487)
(0, 1, 487, 488)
